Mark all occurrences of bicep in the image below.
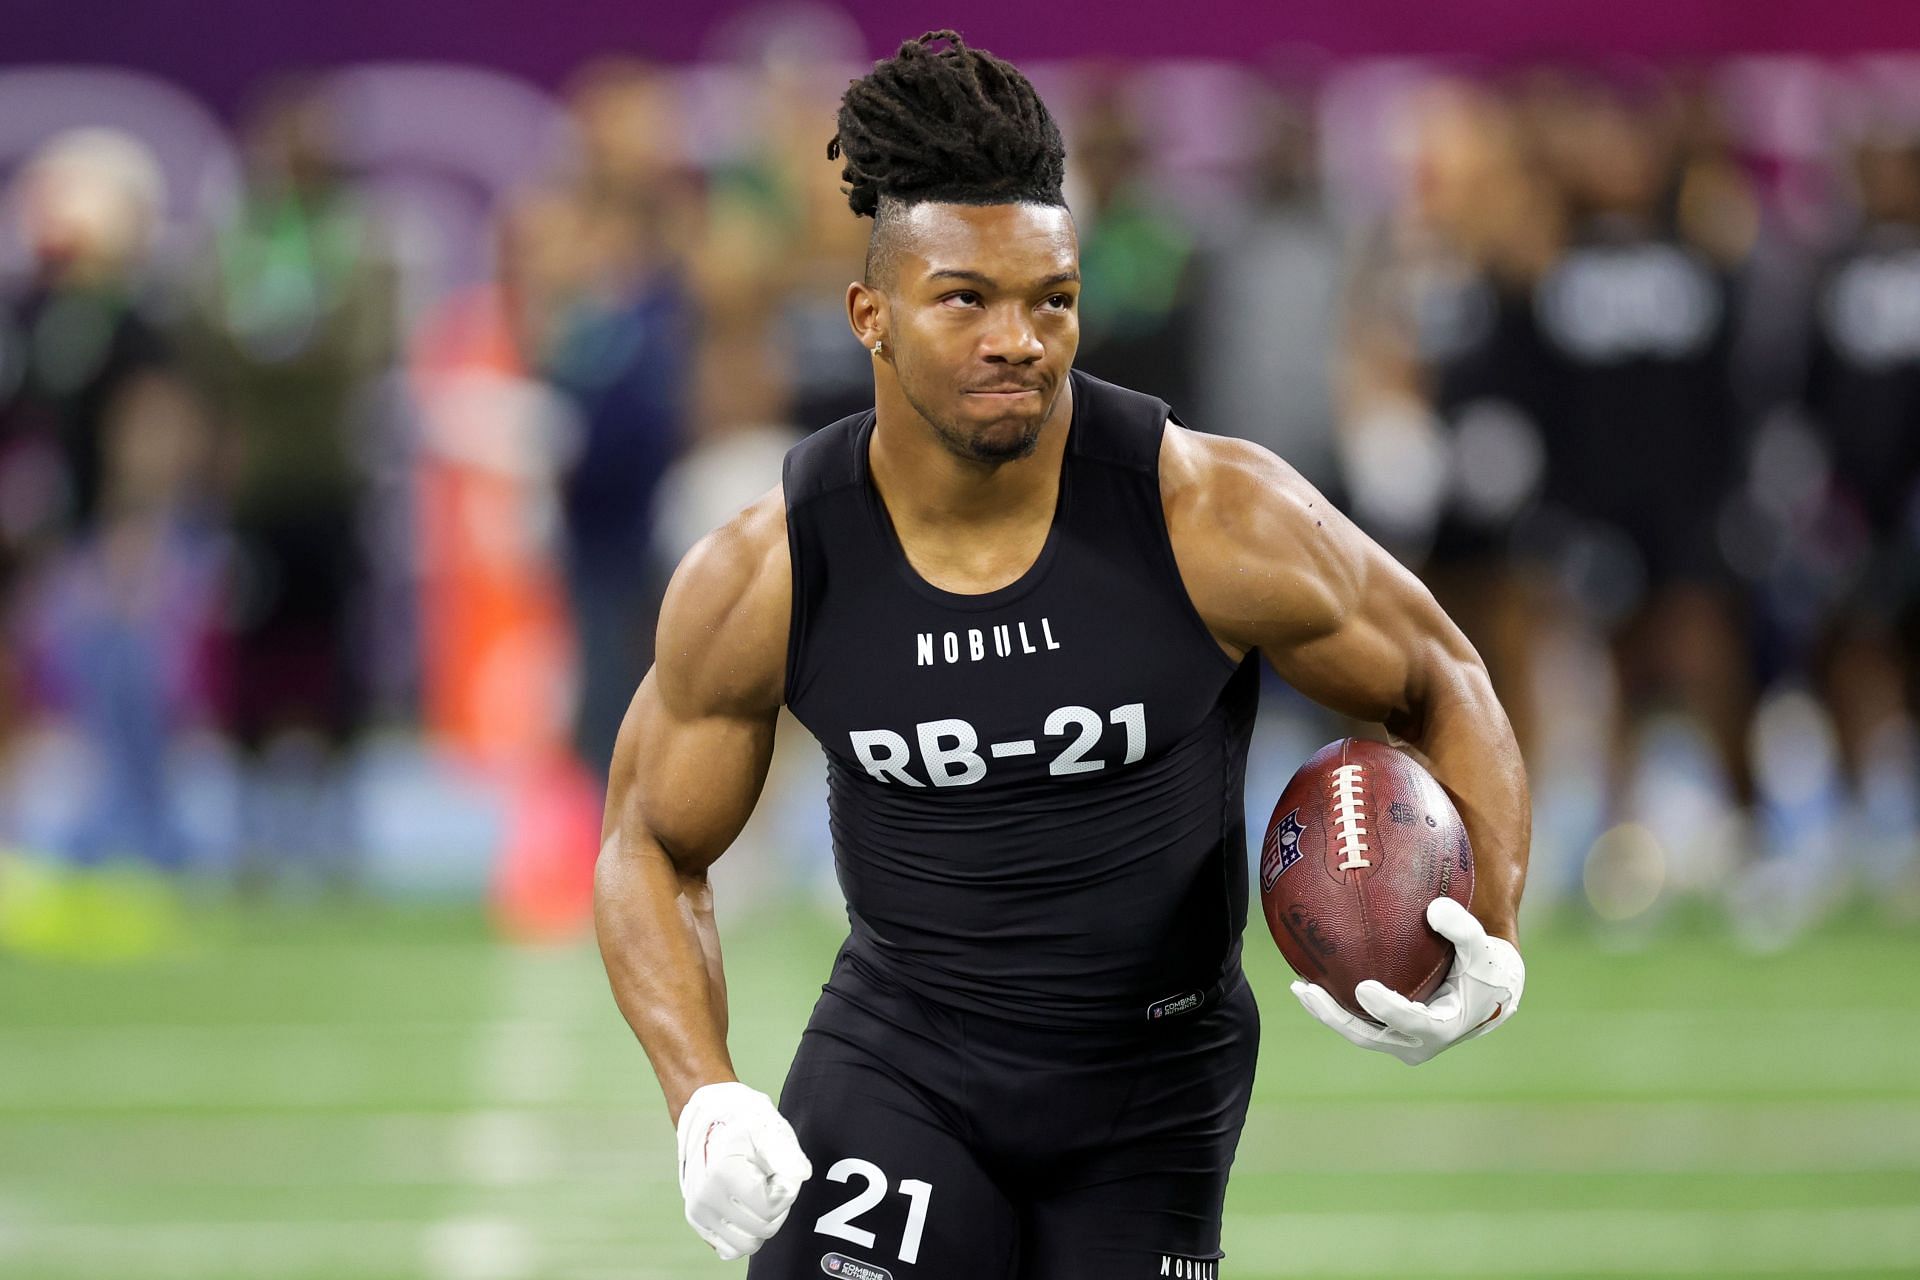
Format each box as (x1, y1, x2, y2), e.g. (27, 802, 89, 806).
(599, 493, 790, 874)
(603, 670, 777, 876)
(1258, 522, 1467, 730)
(1179, 436, 1475, 729)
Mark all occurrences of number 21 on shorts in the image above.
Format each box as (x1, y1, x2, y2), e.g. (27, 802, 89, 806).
(814, 1158, 933, 1265)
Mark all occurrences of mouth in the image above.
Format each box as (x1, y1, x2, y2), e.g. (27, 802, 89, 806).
(964, 388, 1042, 400)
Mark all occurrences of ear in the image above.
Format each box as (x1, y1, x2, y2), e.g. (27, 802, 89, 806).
(847, 280, 888, 350)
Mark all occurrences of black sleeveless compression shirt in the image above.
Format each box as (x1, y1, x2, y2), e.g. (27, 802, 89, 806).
(782, 367, 1261, 1026)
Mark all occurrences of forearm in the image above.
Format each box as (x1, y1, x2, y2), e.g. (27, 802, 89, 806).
(593, 833, 736, 1124)
(1389, 660, 1530, 944)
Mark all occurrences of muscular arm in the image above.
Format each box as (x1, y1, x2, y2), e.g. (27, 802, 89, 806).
(594, 488, 791, 1123)
(1164, 426, 1528, 942)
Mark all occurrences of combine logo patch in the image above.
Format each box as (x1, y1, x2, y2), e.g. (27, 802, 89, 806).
(820, 1255, 893, 1280)
(1158, 1256, 1219, 1278)
(1259, 809, 1306, 892)
(1147, 990, 1202, 1020)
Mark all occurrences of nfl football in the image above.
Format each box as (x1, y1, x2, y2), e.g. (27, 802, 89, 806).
(1258, 737, 1473, 1020)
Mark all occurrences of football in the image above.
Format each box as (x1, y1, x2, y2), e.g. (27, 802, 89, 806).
(1257, 737, 1474, 1020)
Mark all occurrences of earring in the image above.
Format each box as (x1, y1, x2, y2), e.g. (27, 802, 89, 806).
(871, 340, 884, 356)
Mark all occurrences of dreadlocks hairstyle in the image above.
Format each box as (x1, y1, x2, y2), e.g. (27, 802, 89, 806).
(828, 29, 1067, 224)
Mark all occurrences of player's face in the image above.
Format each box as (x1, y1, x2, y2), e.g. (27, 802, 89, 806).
(878, 202, 1080, 464)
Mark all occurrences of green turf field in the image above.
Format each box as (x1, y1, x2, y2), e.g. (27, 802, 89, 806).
(3, 898, 1918, 1279)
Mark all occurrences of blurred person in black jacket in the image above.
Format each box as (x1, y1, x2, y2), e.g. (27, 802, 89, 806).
(1794, 129, 1920, 879)
(1524, 76, 1761, 831)
(181, 79, 395, 891)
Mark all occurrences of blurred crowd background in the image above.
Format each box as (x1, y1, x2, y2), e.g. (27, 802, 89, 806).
(4, 4, 1920, 955)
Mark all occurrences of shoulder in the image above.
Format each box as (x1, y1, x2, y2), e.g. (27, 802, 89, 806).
(783, 410, 868, 506)
(1159, 422, 1365, 652)
(653, 484, 791, 717)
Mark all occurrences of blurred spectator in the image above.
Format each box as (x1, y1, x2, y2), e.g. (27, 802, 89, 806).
(1342, 81, 1563, 762)
(695, 60, 870, 436)
(1792, 127, 1920, 883)
(0, 129, 173, 748)
(1070, 78, 1201, 411)
(507, 59, 699, 779)
(1523, 76, 1760, 830)
(180, 78, 395, 891)
(28, 372, 220, 869)
(0, 127, 220, 871)
(1195, 88, 1344, 493)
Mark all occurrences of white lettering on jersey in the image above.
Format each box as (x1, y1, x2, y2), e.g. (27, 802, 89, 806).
(851, 704, 1147, 788)
(850, 730, 922, 787)
(914, 616, 1062, 666)
(1825, 251, 1920, 367)
(1537, 243, 1720, 363)
(917, 719, 987, 787)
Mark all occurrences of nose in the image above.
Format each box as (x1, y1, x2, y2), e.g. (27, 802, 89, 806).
(980, 304, 1045, 365)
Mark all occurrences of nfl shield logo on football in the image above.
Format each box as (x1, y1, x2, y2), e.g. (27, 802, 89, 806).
(1259, 808, 1306, 892)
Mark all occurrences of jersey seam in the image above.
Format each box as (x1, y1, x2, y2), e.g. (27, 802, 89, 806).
(780, 499, 811, 709)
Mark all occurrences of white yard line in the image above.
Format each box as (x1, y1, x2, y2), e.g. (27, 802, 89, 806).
(421, 1216, 537, 1280)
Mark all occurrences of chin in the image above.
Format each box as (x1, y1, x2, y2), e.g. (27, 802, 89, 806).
(960, 419, 1043, 463)
(958, 392, 1053, 457)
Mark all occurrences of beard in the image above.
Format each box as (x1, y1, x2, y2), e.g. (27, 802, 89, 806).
(899, 374, 1051, 465)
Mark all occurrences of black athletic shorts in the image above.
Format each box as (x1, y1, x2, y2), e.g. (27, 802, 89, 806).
(746, 944, 1260, 1280)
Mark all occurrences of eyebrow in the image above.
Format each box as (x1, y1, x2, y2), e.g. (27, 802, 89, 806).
(925, 268, 1081, 290)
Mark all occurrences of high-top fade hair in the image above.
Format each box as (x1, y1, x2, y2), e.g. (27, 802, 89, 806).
(827, 29, 1068, 282)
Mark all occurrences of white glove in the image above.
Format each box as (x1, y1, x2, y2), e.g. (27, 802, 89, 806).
(1290, 897, 1524, 1067)
(675, 1081, 813, 1259)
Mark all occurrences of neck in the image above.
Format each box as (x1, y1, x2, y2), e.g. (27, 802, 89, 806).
(868, 373, 1074, 526)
